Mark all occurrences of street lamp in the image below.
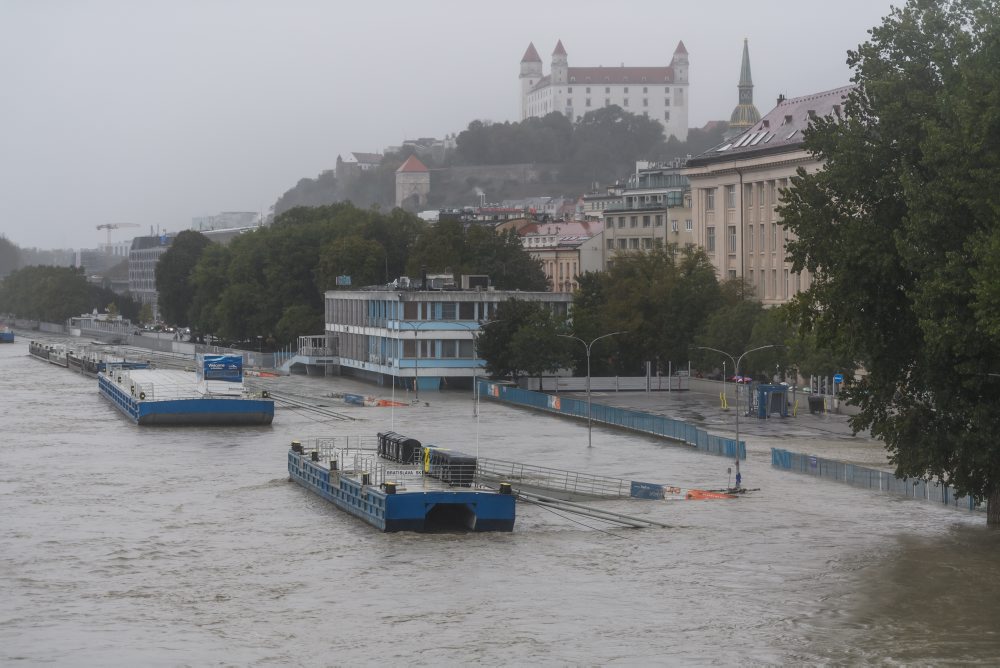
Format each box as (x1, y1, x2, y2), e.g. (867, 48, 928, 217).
(695, 344, 780, 489)
(558, 331, 627, 448)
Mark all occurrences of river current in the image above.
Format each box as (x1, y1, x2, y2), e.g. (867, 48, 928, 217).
(1, 339, 998, 665)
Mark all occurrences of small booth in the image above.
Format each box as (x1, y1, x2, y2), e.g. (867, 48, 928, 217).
(377, 431, 422, 464)
(755, 384, 789, 418)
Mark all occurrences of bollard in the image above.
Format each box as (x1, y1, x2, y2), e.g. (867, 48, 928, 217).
(384, 481, 397, 495)
(291, 440, 302, 453)
(499, 482, 512, 495)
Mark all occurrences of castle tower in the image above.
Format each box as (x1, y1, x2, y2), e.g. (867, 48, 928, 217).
(550, 40, 568, 85)
(519, 42, 543, 120)
(727, 39, 761, 138)
(670, 40, 688, 85)
(395, 155, 430, 210)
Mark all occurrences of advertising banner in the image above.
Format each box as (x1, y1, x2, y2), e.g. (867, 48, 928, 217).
(198, 354, 243, 382)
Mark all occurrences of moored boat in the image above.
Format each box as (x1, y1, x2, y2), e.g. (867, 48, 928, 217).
(288, 432, 516, 532)
(0, 326, 14, 343)
(98, 353, 274, 426)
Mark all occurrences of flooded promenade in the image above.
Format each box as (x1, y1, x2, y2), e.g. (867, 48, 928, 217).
(2, 337, 998, 665)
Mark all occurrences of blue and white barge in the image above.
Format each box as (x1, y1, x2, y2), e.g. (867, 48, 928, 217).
(0, 326, 14, 343)
(288, 433, 515, 532)
(99, 353, 274, 426)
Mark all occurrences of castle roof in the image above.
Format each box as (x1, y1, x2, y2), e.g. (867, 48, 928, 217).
(689, 86, 854, 166)
(521, 42, 541, 63)
(552, 40, 567, 57)
(674, 40, 688, 54)
(396, 155, 429, 173)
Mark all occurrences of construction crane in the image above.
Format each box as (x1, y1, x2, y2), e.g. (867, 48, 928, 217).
(96, 223, 140, 245)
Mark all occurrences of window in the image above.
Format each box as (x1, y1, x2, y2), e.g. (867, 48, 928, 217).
(617, 217, 625, 229)
(605, 87, 610, 93)
(586, 98, 591, 107)
(642, 215, 651, 227)
(705, 189, 715, 211)
(630, 216, 638, 228)
(726, 185, 736, 209)
(655, 214, 664, 227)
(643, 98, 648, 107)
(772, 223, 778, 250)
(607, 239, 614, 250)
(586, 87, 591, 93)
(745, 184, 753, 209)
(624, 98, 629, 107)
(605, 98, 611, 106)
(707, 226, 716, 252)
(643, 86, 648, 93)
(676, 88, 684, 104)
(728, 225, 737, 254)
(728, 269, 737, 280)
(747, 224, 754, 251)
(629, 238, 640, 249)
(624, 87, 629, 93)
(664, 111, 671, 121)
(685, 219, 693, 231)
(618, 238, 627, 249)
(665, 98, 671, 106)
(567, 87, 572, 93)
(760, 223, 766, 251)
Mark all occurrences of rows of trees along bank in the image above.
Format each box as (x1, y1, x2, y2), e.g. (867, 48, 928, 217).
(0, 265, 141, 323)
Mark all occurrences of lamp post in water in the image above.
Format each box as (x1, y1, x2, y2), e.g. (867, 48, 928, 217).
(558, 331, 627, 448)
(695, 344, 780, 489)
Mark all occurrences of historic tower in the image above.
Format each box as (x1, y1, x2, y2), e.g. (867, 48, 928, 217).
(727, 38, 761, 138)
(395, 155, 430, 210)
(519, 43, 543, 120)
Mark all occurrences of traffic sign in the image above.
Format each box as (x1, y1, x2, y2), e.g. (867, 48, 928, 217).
(833, 373, 844, 383)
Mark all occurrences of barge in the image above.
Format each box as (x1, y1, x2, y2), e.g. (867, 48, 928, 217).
(0, 326, 13, 343)
(99, 353, 274, 426)
(28, 340, 68, 366)
(288, 432, 516, 532)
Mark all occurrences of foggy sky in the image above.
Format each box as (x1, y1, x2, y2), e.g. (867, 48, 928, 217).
(1, 0, 899, 251)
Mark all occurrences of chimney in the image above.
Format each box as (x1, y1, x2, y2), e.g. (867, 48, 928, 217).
(777, 94, 786, 105)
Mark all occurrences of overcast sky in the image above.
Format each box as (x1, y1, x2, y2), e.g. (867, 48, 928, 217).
(1, 0, 900, 251)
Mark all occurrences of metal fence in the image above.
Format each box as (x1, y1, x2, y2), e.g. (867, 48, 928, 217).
(771, 448, 985, 512)
(479, 380, 745, 460)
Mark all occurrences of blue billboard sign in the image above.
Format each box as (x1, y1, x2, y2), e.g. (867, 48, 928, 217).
(198, 354, 243, 382)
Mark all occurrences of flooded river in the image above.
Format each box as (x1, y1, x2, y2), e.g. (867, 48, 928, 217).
(1, 339, 998, 665)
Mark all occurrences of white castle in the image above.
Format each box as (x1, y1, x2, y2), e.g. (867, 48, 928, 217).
(520, 40, 689, 141)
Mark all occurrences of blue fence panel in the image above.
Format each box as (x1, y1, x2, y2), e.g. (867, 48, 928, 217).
(480, 380, 744, 460)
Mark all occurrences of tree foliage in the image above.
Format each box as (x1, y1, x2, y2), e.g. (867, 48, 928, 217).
(0, 235, 19, 278)
(155, 230, 211, 327)
(0, 265, 138, 322)
(476, 300, 570, 381)
(778, 0, 1000, 521)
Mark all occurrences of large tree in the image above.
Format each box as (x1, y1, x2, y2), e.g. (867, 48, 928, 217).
(155, 230, 211, 326)
(779, 0, 1000, 524)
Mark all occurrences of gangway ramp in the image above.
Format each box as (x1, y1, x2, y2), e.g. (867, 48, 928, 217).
(476, 457, 679, 502)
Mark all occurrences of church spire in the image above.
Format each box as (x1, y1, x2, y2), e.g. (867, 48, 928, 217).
(728, 38, 761, 137)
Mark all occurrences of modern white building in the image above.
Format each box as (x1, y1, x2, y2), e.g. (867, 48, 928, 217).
(325, 285, 572, 392)
(128, 234, 174, 319)
(520, 40, 689, 141)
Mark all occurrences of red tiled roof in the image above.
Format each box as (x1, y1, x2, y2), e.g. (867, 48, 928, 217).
(396, 155, 429, 173)
(552, 40, 567, 57)
(674, 40, 688, 55)
(568, 66, 674, 85)
(521, 42, 541, 63)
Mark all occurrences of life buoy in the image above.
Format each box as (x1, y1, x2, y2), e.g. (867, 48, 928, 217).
(139, 391, 145, 400)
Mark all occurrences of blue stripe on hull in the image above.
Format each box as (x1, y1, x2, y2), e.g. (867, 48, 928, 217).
(288, 451, 515, 532)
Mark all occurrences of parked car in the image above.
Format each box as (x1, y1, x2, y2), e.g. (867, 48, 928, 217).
(729, 375, 754, 384)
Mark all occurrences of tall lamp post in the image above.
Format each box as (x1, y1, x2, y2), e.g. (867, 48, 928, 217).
(558, 331, 627, 448)
(695, 344, 780, 489)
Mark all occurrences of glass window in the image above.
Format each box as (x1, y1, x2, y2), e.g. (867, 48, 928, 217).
(726, 185, 736, 209)
(655, 214, 664, 226)
(629, 238, 640, 249)
(618, 217, 625, 229)
(624, 98, 629, 107)
(705, 189, 715, 211)
(772, 223, 778, 249)
(630, 216, 638, 228)
(642, 238, 652, 249)
(617, 238, 627, 249)
(664, 111, 671, 121)
(642, 215, 651, 227)
(624, 87, 629, 93)
(607, 239, 614, 249)
(685, 219, 693, 231)
(707, 226, 715, 252)
(728, 225, 737, 254)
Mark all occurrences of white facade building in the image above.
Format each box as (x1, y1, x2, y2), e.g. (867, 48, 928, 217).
(520, 40, 689, 141)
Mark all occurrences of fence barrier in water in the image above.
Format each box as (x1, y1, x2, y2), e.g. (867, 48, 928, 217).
(479, 380, 745, 460)
(770, 448, 985, 512)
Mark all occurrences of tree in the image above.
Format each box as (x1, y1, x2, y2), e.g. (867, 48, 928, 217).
(0, 235, 19, 278)
(779, 0, 1000, 524)
(476, 299, 568, 381)
(155, 230, 211, 326)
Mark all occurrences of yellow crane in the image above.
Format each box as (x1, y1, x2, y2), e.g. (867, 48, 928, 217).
(96, 223, 140, 245)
